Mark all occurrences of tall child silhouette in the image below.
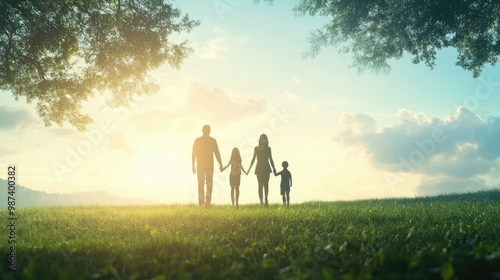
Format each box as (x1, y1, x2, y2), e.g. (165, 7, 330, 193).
(275, 161, 292, 207)
(221, 147, 248, 208)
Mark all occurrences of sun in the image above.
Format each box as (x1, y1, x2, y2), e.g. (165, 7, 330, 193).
(134, 146, 185, 188)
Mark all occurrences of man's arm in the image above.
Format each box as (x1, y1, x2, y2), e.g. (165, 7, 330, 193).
(213, 139, 223, 170)
(192, 140, 197, 174)
(289, 172, 292, 187)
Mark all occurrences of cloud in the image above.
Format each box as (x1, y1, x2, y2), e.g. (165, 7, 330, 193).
(336, 107, 500, 195)
(87, 170, 101, 177)
(0, 107, 34, 130)
(336, 112, 378, 145)
(107, 133, 133, 155)
(186, 82, 268, 124)
(130, 110, 176, 136)
(0, 147, 21, 157)
(200, 27, 249, 60)
(417, 177, 486, 196)
(308, 101, 318, 112)
(292, 75, 301, 85)
(49, 128, 76, 137)
(283, 91, 300, 101)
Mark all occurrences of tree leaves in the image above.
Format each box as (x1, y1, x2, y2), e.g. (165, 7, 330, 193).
(259, 0, 500, 77)
(0, 0, 199, 130)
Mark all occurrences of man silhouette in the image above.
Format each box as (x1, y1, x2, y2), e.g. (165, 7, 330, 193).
(192, 125, 223, 207)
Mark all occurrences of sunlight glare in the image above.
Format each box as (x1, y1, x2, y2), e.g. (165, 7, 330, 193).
(134, 146, 185, 189)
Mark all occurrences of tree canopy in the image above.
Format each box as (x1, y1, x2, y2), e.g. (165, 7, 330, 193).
(260, 0, 500, 77)
(0, 0, 199, 130)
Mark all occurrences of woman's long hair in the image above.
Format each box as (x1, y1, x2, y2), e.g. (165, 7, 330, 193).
(231, 147, 242, 163)
(258, 134, 269, 147)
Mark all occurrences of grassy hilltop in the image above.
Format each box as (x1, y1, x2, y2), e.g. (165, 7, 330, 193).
(1, 190, 500, 280)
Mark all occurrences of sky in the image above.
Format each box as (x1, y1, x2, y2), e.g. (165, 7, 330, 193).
(1, 0, 500, 205)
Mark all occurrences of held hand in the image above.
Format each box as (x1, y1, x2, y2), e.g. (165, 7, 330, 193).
(192, 166, 196, 174)
(219, 165, 223, 172)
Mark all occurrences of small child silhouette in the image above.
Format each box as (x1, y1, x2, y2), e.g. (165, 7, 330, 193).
(221, 147, 248, 208)
(274, 161, 292, 207)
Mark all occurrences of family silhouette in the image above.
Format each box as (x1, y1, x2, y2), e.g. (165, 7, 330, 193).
(192, 125, 292, 207)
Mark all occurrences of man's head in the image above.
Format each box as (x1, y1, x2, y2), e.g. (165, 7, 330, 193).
(202, 125, 211, 136)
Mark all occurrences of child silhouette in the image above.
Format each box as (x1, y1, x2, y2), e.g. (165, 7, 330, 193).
(221, 147, 248, 208)
(274, 161, 292, 207)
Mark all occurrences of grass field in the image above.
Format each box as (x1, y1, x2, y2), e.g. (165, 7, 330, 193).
(2, 190, 500, 280)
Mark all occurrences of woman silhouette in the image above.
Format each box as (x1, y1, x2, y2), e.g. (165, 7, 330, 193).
(247, 134, 277, 206)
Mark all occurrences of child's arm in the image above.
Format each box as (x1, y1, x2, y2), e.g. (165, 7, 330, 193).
(275, 170, 281, 176)
(221, 161, 230, 172)
(240, 164, 248, 175)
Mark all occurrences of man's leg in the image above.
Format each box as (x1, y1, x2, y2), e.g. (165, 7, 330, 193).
(197, 168, 205, 206)
(205, 166, 214, 207)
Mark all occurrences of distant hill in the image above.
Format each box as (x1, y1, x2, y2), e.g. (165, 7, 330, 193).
(0, 179, 158, 207)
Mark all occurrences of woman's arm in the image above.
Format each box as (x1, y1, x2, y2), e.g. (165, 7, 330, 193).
(269, 147, 276, 174)
(247, 148, 257, 174)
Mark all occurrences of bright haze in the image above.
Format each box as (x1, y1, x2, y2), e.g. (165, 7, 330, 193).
(1, 1, 500, 204)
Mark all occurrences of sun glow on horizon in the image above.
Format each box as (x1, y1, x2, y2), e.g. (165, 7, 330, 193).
(134, 145, 189, 191)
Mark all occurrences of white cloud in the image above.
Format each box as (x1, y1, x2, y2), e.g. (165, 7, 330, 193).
(0, 106, 35, 130)
(186, 82, 268, 125)
(336, 107, 500, 195)
(417, 177, 486, 196)
(200, 27, 249, 60)
(337, 112, 378, 137)
(308, 101, 318, 111)
(212, 26, 226, 34)
(283, 91, 300, 101)
(129, 109, 196, 136)
(292, 75, 301, 85)
(107, 133, 133, 155)
(130, 110, 175, 136)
